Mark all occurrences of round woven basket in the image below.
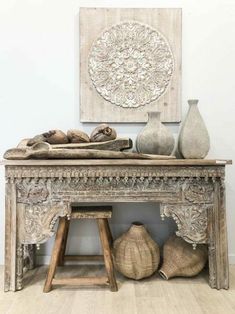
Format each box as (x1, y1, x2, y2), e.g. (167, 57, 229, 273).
(113, 222, 160, 280)
(159, 235, 208, 280)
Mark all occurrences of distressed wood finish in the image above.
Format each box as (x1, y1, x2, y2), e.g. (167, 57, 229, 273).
(23, 244, 36, 270)
(3, 159, 231, 291)
(44, 207, 117, 292)
(97, 218, 118, 292)
(71, 206, 112, 219)
(207, 179, 229, 289)
(64, 255, 104, 262)
(2, 159, 231, 166)
(19, 137, 133, 152)
(58, 219, 70, 267)
(4, 144, 176, 160)
(80, 8, 182, 123)
(52, 277, 109, 286)
(43, 217, 67, 293)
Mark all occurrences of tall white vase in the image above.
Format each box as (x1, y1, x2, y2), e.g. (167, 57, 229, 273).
(136, 111, 174, 155)
(178, 99, 210, 159)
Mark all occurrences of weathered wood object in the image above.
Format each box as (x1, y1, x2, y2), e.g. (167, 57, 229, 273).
(67, 129, 90, 143)
(52, 138, 132, 151)
(28, 130, 69, 145)
(43, 206, 117, 292)
(4, 142, 175, 160)
(18, 137, 133, 152)
(2, 158, 231, 292)
(90, 124, 117, 142)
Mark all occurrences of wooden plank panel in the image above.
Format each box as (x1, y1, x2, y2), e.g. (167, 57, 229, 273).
(80, 8, 182, 123)
(64, 255, 104, 262)
(71, 205, 112, 219)
(52, 277, 109, 286)
(2, 159, 232, 166)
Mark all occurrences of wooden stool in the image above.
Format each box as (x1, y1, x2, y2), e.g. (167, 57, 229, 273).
(43, 206, 118, 292)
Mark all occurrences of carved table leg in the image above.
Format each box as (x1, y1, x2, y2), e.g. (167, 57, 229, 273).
(24, 244, 36, 270)
(4, 180, 18, 292)
(208, 179, 229, 289)
(5, 180, 25, 292)
(16, 244, 24, 290)
(28, 244, 36, 270)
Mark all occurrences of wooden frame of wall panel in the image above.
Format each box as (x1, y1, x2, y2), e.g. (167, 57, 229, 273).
(80, 7, 182, 123)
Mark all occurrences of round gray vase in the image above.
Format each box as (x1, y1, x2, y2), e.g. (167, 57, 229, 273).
(178, 99, 210, 159)
(136, 111, 175, 155)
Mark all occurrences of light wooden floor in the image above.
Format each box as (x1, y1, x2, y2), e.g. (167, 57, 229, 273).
(1, 265, 235, 314)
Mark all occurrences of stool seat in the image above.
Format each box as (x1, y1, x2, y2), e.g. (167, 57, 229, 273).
(43, 205, 118, 293)
(70, 205, 112, 219)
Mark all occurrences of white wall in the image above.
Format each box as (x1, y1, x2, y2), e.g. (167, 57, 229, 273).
(0, 0, 235, 265)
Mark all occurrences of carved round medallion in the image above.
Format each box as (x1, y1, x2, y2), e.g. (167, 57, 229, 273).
(88, 21, 174, 108)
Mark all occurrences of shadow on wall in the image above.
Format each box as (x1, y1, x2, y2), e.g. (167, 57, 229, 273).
(37, 202, 177, 262)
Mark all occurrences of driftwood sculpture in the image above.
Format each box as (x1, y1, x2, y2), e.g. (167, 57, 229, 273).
(28, 130, 69, 145)
(49, 138, 132, 151)
(18, 138, 133, 152)
(4, 142, 176, 160)
(67, 129, 90, 143)
(90, 124, 117, 142)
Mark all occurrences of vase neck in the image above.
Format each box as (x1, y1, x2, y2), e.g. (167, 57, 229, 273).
(147, 111, 161, 126)
(188, 99, 199, 107)
(128, 223, 147, 239)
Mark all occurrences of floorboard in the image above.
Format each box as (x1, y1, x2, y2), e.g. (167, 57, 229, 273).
(1, 265, 235, 314)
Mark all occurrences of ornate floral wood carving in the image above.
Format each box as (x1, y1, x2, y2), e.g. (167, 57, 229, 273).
(16, 179, 49, 204)
(13, 170, 217, 247)
(18, 203, 69, 244)
(23, 244, 36, 270)
(4, 162, 229, 291)
(80, 8, 182, 122)
(16, 244, 23, 290)
(88, 21, 174, 108)
(161, 204, 210, 245)
(6, 165, 225, 181)
(183, 181, 214, 203)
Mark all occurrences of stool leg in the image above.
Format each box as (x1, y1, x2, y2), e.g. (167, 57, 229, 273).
(97, 218, 118, 292)
(58, 218, 70, 266)
(104, 219, 113, 246)
(43, 217, 67, 293)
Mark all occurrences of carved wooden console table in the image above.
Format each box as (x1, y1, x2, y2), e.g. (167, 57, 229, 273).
(2, 159, 231, 291)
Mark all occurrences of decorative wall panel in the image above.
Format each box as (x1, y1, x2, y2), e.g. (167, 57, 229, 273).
(80, 8, 182, 122)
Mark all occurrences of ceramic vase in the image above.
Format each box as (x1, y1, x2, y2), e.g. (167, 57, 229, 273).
(113, 222, 160, 280)
(159, 235, 208, 280)
(136, 111, 175, 155)
(178, 99, 210, 159)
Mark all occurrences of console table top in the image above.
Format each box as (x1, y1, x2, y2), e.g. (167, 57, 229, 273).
(1, 159, 232, 166)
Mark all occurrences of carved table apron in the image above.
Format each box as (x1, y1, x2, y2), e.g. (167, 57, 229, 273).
(2, 159, 231, 291)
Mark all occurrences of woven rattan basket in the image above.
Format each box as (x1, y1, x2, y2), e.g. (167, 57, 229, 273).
(159, 235, 208, 279)
(113, 222, 160, 280)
